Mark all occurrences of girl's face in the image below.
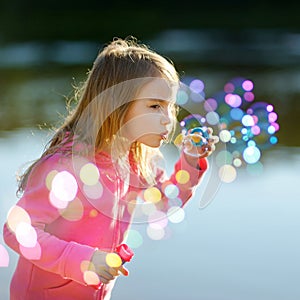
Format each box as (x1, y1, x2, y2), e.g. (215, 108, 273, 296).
(122, 98, 174, 148)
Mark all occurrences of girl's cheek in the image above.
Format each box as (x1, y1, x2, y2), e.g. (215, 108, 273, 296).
(124, 113, 162, 139)
(130, 118, 158, 136)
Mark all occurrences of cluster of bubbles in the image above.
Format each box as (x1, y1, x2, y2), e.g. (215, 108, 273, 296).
(177, 76, 279, 183)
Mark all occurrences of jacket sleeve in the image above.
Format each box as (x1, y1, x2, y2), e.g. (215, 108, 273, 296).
(152, 152, 208, 211)
(3, 154, 96, 285)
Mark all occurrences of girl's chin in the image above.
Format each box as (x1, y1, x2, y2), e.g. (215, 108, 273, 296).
(141, 143, 161, 148)
(139, 140, 162, 148)
(136, 135, 164, 148)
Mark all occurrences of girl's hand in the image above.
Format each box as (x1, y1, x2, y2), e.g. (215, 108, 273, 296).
(174, 127, 219, 167)
(184, 127, 219, 159)
(90, 250, 129, 284)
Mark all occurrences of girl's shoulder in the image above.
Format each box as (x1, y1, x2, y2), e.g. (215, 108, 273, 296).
(23, 150, 102, 194)
(35, 152, 72, 170)
(27, 152, 75, 185)
(32, 151, 103, 178)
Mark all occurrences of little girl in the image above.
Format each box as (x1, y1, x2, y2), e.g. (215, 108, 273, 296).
(3, 37, 218, 300)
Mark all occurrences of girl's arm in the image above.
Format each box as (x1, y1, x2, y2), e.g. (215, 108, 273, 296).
(152, 126, 218, 210)
(3, 154, 97, 286)
(155, 152, 208, 210)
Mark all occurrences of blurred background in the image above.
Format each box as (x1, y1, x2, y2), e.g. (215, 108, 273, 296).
(0, 1, 300, 299)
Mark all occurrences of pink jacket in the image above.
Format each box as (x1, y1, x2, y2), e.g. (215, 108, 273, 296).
(3, 150, 207, 300)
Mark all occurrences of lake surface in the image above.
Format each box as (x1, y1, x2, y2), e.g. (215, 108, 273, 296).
(0, 128, 300, 300)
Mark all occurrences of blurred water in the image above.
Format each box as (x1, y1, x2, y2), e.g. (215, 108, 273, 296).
(1, 29, 299, 146)
(0, 128, 300, 300)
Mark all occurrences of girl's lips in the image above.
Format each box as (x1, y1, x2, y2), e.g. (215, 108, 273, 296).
(160, 132, 169, 140)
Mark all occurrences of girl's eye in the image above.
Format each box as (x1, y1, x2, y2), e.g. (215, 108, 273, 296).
(150, 104, 161, 109)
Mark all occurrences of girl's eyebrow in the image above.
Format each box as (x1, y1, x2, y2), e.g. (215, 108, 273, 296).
(147, 99, 171, 104)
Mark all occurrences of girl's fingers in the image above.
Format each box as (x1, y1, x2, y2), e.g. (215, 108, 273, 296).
(97, 265, 128, 285)
(98, 276, 110, 284)
(97, 269, 115, 283)
(108, 267, 118, 277)
(201, 145, 211, 152)
(212, 135, 219, 143)
(207, 127, 213, 134)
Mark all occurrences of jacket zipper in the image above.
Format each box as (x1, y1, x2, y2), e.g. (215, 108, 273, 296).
(99, 177, 122, 300)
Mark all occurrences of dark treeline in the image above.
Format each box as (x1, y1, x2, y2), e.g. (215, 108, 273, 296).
(0, 0, 299, 43)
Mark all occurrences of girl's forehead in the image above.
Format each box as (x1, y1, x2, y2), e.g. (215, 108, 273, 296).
(135, 77, 178, 102)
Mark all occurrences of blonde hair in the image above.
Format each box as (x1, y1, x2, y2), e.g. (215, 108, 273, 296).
(18, 36, 179, 193)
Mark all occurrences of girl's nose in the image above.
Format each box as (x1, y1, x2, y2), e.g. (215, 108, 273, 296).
(161, 109, 171, 125)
